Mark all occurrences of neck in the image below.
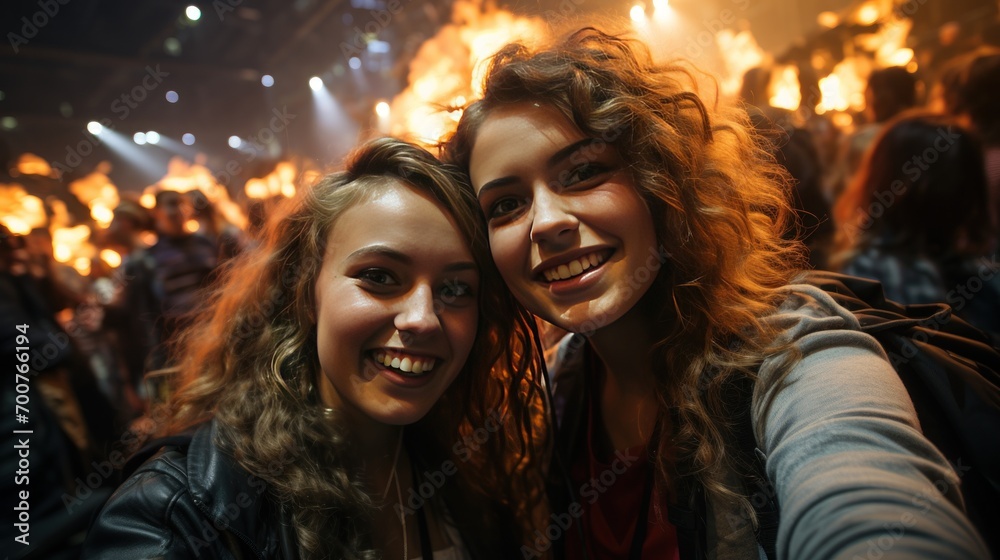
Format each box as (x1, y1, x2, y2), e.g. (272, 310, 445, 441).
(586, 295, 658, 395)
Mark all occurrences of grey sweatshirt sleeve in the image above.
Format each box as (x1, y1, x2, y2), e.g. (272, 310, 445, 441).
(752, 284, 990, 559)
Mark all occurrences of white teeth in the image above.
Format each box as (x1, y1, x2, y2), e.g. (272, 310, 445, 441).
(543, 252, 607, 282)
(371, 351, 435, 375)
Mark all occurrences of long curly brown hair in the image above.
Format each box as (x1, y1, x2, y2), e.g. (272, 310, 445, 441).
(158, 137, 546, 558)
(444, 28, 806, 519)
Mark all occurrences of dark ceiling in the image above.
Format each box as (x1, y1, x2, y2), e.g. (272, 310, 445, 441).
(1, 0, 996, 192)
(0, 0, 457, 189)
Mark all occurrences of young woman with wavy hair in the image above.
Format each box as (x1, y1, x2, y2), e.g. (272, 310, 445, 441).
(444, 28, 989, 559)
(82, 137, 546, 559)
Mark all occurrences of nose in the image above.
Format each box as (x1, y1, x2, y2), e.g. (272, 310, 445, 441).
(394, 284, 442, 338)
(529, 188, 578, 245)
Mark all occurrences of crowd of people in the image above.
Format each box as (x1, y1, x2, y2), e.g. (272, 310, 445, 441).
(3, 21, 999, 560)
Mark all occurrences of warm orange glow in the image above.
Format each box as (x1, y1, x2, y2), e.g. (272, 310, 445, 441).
(816, 57, 869, 114)
(146, 157, 248, 230)
(716, 29, 768, 98)
(69, 162, 120, 229)
(817, 11, 839, 28)
(630, 5, 646, 22)
(388, 1, 547, 146)
(52, 225, 94, 268)
(73, 257, 91, 276)
(244, 161, 303, 200)
(184, 219, 200, 233)
(769, 66, 802, 111)
(16, 154, 56, 177)
(100, 249, 122, 268)
(857, 3, 879, 25)
(0, 184, 46, 235)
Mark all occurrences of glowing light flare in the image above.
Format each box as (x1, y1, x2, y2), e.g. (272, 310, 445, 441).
(73, 257, 91, 276)
(184, 219, 200, 233)
(186, 5, 201, 21)
(182, 133, 195, 145)
(375, 101, 390, 118)
(87, 121, 104, 135)
(16, 153, 55, 177)
(228, 136, 242, 149)
(244, 161, 301, 200)
(716, 29, 768, 98)
(261, 75, 274, 87)
(630, 4, 646, 22)
(388, 2, 547, 145)
(146, 131, 161, 144)
(309, 76, 324, 91)
(52, 225, 93, 264)
(140, 193, 156, 209)
(134, 132, 147, 145)
(857, 3, 880, 25)
(818, 11, 839, 28)
(100, 249, 122, 268)
(147, 157, 248, 230)
(769, 66, 802, 111)
(0, 184, 46, 235)
(812, 55, 871, 115)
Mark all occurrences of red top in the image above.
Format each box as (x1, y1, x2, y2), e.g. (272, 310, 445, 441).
(563, 368, 679, 560)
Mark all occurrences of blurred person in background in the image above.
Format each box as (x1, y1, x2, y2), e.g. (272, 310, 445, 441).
(831, 112, 999, 340)
(121, 189, 219, 403)
(740, 66, 832, 267)
(827, 66, 918, 206)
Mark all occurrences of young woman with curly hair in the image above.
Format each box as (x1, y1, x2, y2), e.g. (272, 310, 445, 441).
(444, 28, 989, 560)
(82, 137, 546, 559)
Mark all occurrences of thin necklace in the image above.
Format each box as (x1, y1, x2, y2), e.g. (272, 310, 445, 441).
(380, 430, 407, 560)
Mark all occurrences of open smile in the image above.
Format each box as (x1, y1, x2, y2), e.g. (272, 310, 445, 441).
(538, 249, 614, 283)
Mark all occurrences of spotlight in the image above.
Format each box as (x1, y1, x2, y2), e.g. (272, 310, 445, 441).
(182, 133, 196, 145)
(228, 135, 242, 149)
(261, 75, 274, 87)
(375, 101, 390, 118)
(133, 132, 147, 145)
(186, 5, 201, 21)
(630, 4, 646, 22)
(166, 91, 179, 103)
(87, 121, 104, 135)
(348, 57, 362, 70)
(146, 131, 161, 144)
(309, 76, 323, 91)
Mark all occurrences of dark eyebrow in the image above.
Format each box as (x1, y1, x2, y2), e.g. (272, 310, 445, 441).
(346, 245, 477, 273)
(346, 245, 413, 264)
(477, 138, 596, 200)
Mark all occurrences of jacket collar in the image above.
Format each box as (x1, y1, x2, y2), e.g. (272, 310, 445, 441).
(186, 419, 291, 558)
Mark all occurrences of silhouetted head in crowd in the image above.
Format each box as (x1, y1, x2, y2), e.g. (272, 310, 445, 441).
(960, 50, 1000, 144)
(835, 112, 993, 255)
(865, 66, 917, 124)
(152, 190, 191, 238)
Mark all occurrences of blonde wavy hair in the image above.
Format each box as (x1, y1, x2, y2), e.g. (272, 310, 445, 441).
(159, 137, 546, 558)
(444, 28, 806, 519)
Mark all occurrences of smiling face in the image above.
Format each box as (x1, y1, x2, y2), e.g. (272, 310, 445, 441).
(313, 179, 479, 428)
(468, 102, 660, 334)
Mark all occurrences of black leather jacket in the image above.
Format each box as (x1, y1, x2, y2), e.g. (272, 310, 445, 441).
(81, 420, 523, 559)
(81, 420, 298, 559)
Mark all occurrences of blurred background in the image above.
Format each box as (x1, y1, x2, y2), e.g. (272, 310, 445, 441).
(2, 0, 999, 558)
